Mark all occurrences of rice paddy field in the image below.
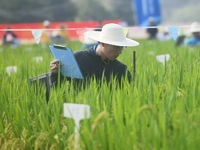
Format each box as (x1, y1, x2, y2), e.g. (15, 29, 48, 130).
(0, 39, 200, 150)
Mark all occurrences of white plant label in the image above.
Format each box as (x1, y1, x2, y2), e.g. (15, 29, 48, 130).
(6, 66, 17, 76)
(64, 103, 90, 150)
(33, 56, 43, 63)
(156, 54, 170, 65)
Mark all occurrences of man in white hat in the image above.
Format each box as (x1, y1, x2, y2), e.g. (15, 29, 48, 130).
(50, 23, 139, 87)
(41, 20, 51, 44)
(184, 22, 200, 46)
(146, 17, 158, 39)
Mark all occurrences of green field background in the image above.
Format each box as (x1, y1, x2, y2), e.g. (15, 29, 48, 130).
(0, 40, 200, 150)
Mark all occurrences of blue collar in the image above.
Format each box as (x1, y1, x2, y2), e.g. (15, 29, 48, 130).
(92, 44, 98, 53)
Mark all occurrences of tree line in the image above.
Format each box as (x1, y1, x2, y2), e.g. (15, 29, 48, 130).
(0, 0, 135, 25)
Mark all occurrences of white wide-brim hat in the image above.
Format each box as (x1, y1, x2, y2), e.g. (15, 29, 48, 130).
(84, 23, 139, 47)
(190, 22, 200, 33)
(83, 36, 98, 44)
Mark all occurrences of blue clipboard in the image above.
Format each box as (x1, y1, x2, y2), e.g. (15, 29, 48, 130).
(49, 44, 84, 79)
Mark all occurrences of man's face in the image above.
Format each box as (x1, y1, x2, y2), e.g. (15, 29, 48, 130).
(103, 44, 124, 61)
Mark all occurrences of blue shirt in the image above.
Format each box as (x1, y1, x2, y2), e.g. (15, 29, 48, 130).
(184, 37, 200, 46)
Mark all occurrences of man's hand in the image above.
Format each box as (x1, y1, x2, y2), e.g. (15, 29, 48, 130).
(50, 60, 62, 74)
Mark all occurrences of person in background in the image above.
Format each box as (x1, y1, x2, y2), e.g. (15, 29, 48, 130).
(146, 17, 158, 39)
(40, 20, 51, 44)
(51, 25, 70, 45)
(58, 25, 70, 43)
(81, 35, 98, 49)
(2, 27, 20, 47)
(50, 23, 139, 88)
(157, 27, 171, 41)
(184, 22, 200, 46)
(81, 28, 101, 49)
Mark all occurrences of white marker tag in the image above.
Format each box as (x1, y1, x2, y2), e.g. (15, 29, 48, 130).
(64, 103, 90, 150)
(6, 66, 17, 76)
(64, 103, 90, 120)
(33, 56, 43, 63)
(156, 54, 170, 64)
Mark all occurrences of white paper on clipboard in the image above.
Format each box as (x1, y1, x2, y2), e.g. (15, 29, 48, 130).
(49, 44, 84, 79)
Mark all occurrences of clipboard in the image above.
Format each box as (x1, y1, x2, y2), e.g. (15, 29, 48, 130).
(49, 44, 84, 79)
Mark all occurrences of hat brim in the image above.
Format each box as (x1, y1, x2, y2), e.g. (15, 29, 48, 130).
(191, 28, 200, 33)
(84, 31, 139, 47)
(83, 37, 98, 44)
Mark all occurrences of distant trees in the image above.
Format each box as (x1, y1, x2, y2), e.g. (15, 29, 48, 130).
(47, 0, 77, 22)
(75, 0, 116, 22)
(75, 0, 135, 25)
(0, 0, 77, 23)
(110, 0, 135, 25)
(0, 0, 136, 25)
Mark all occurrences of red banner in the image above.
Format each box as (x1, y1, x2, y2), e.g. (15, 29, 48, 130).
(0, 20, 122, 41)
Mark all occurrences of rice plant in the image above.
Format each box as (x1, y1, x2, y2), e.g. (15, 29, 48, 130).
(0, 40, 200, 150)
